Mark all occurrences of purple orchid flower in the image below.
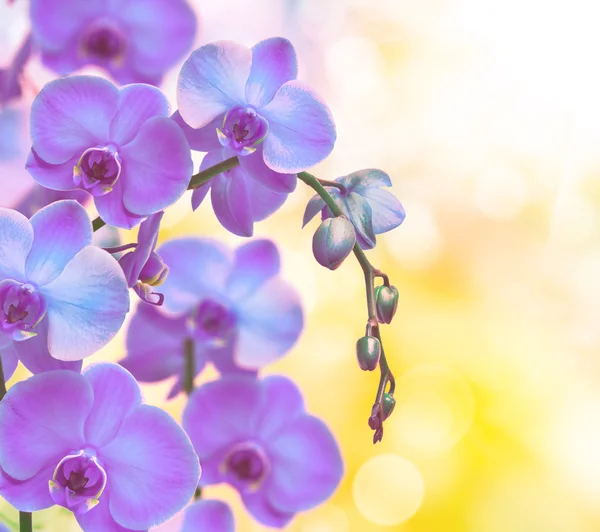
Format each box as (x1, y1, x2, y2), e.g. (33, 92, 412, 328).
(175, 37, 336, 236)
(29, 0, 197, 86)
(118, 211, 168, 305)
(0, 200, 129, 361)
(182, 500, 234, 532)
(26, 75, 193, 229)
(0, 363, 201, 530)
(183, 374, 343, 528)
(303, 169, 406, 249)
(120, 238, 303, 398)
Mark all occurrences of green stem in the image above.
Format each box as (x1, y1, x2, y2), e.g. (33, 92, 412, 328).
(317, 178, 346, 193)
(188, 156, 240, 189)
(92, 217, 106, 232)
(91, 157, 242, 232)
(183, 337, 195, 396)
(19, 512, 32, 532)
(0, 356, 6, 402)
(297, 171, 395, 408)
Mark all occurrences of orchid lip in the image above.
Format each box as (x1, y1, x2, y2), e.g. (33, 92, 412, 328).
(74, 147, 122, 197)
(80, 24, 127, 64)
(49, 450, 107, 516)
(187, 299, 236, 345)
(0, 279, 46, 339)
(217, 106, 269, 156)
(220, 442, 270, 493)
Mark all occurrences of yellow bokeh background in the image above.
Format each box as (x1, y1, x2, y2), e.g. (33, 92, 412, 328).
(2, 0, 600, 530)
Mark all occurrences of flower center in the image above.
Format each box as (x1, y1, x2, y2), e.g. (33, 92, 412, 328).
(49, 450, 107, 516)
(189, 299, 236, 345)
(74, 147, 122, 196)
(217, 106, 268, 155)
(82, 26, 126, 61)
(222, 443, 269, 492)
(0, 280, 46, 341)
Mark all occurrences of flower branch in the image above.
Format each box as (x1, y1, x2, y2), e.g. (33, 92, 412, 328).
(296, 171, 396, 443)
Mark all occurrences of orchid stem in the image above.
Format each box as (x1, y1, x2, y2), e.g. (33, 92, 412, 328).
(91, 156, 242, 232)
(92, 217, 106, 232)
(19, 511, 32, 532)
(316, 178, 346, 193)
(0, 357, 6, 401)
(183, 337, 195, 396)
(297, 171, 395, 431)
(188, 156, 240, 189)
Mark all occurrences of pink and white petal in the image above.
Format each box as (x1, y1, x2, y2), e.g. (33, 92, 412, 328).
(121, 116, 193, 216)
(235, 278, 303, 368)
(0, 208, 32, 281)
(182, 376, 262, 459)
(76, 491, 137, 532)
(246, 38, 297, 109)
(239, 146, 297, 193)
(172, 111, 223, 153)
(0, 464, 56, 512)
(262, 80, 336, 173)
(101, 405, 200, 530)
(110, 84, 170, 146)
(26, 200, 92, 286)
(301, 194, 327, 227)
(11, 318, 82, 374)
(157, 238, 233, 314)
(25, 149, 80, 191)
(30, 76, 119, 165)
(177, 41, 251, 128)
(361, 187, 406, 234)
(266, 415, 343, 513)
(211, 170, 254, 237)
(256, 376, 305, 439)
(83, 364, 142, 448)
(94, 179, 147, 230)
(42, 246, 130, 361)
(182, 500, 235, 532)
(247, 178, 288, 222)
(226, 240, 280, 300)
(341, 168, 392, 191)
(30, 0, 102, 51)
(242, 491, 295, 528)
(120, 0, 197, 80)
(191, 181, 211, 211)
(0, 371, 92, 480)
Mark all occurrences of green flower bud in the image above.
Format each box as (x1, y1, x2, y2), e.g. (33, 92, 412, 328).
(375, 284, 399, 324)
(356, 335, 381, 371)
(312, 217, 356, 270)
(382, 393, 396, 420)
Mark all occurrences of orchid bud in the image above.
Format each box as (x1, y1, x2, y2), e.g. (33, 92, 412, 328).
(382, 393, 396, 420)
(356, 335, 381, 371)
(312, 217, 356, 270)
(139, 252, 169, 287)
(375, 284, 399, 324)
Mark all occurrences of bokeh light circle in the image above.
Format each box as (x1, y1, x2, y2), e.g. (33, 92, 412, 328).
(390, 364, 475, 453)
(353, 453, 425, 526)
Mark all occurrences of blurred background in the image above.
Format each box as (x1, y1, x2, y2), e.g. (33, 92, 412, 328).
(2, 0, 600, 530)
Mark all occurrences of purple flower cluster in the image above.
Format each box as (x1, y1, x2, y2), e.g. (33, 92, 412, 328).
(121, 238, 303, 397)
(0, 364, 200, 530)
(174, 37, 336, 236)
(26, 76, 193, 229)
(0, 8, 409, 527)
(30, 0, 197, 86)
